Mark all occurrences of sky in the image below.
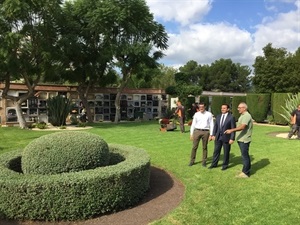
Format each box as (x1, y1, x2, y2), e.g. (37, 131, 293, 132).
(146, 0, 300, 69)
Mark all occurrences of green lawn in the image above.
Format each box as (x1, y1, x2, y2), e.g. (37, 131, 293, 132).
(0, 122, 299, 225)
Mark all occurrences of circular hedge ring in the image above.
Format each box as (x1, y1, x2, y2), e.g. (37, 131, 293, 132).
(0, 144, 150, 221)
(22, 131, 110, 175)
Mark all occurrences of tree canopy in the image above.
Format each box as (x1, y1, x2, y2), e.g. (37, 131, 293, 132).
(252, 43, 300, 93)
(166, 59, 251, 98)
(0, 0, 63, 128)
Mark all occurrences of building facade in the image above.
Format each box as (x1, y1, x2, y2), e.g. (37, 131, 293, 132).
(0, 83, 168, 126)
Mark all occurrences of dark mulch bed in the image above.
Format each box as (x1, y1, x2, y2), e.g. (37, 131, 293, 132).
(1, 167, 185, 225)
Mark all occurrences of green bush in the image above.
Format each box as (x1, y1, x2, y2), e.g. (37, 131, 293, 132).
(186, 96, 196, 120)
(279, 93, 300, 125)
(36, 121, 47, 129)
(211, 96, 231, 116)
(0, 144, 150, 221)
(246, 93, 271, 122)
(232, 96, 247, 120)
(77, 122, 86, 127)
(22, 131, 110, 175)
(199, 95, 209, 110)
(47, 95, 72, 126)
(70, 115, 79, 125)
(271, 93, 290, 125)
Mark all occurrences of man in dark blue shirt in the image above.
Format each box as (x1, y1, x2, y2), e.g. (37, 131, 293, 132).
(287, 104, 300, 139)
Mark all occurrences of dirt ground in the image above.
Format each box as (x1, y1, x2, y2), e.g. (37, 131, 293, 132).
(1, 167, 185, 225)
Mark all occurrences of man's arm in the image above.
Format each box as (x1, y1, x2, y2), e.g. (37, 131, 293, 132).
(224, 124, 246, 134)
(229, 116, 236, 140)
(291, 114, 296, 125)
(190, 116, 196, 140)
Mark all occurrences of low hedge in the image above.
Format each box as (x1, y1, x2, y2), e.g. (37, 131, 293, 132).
(22, 131, 110, 175)
(0, 144, 150, 221)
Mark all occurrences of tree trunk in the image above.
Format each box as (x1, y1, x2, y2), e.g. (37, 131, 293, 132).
(15, 102, 27, 129)
(114, 71, 131, 123)
(77, 83, 94, 123)
(114, 91, 121, 123)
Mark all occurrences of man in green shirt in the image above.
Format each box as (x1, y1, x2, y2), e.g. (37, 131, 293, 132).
(224, 102, 253, 178)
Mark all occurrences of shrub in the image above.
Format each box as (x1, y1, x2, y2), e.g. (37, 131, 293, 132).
(70, 115, 79, 125)
(27, 123, 36, 129)
(279, 93, 300, 125)
(47, 95, 72, 126)
(22, 131, 110, 175)
(0, 144, 150, 221)
(186, 96, 196, 120)
(199, 95, 209, 110)
(232, 96, 247, 120)
(36, 121, 47, 129)
(246, 93, 271, 122)
(211, 96, 231, 116)
(77, 122, 86, 127)
(271, 93, 290, 125)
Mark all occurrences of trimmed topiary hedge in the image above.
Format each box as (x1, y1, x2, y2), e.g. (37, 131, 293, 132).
(211, 96, 231, 116)
(246, 93, 271, 123)
(199, 95, 209, 110)
(271, 92, 290, 125)
(0, 144, 150, 221)
(22, 131, 110, 175)
(232, 96, 247, 121)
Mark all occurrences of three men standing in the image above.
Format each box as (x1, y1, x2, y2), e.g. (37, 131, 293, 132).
(189, 102, 253, 178)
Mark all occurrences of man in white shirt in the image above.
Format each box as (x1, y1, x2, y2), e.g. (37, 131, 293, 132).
(189, 102, 214, 167)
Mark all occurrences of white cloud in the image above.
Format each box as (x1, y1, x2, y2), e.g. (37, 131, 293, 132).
(165, 23, 254, 66)
(148, 0, 300, 68)
(146, 0, 213, 26)
(253, 2, 300, 55)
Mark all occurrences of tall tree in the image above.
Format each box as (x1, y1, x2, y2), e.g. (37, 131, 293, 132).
(0, 0, 63, 128)
(57, 0, 118, 122)
(165, 71, 202, 106)
(252, 43, 300, 93)
(178, 60, 202, 85)
(126, 65, 161, 89)
(205, 58, 251, 92)
(109, 0, 168, 123)
(150, 64, 177, 89)
(282, 47, 300, 93)
(58, 0, 166, 123)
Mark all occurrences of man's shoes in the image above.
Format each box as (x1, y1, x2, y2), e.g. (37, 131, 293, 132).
(235, 172, 249, 178)
(188, 162, 194, 167)
(208, 165, 216, 169)
(221, 167, 228, 171)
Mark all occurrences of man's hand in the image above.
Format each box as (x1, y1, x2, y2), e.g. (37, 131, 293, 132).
(224, 129, 232, 134)
(190, 135, 193, 141)
(211, 136, 216, 141)
(229, 140, 234, 144)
